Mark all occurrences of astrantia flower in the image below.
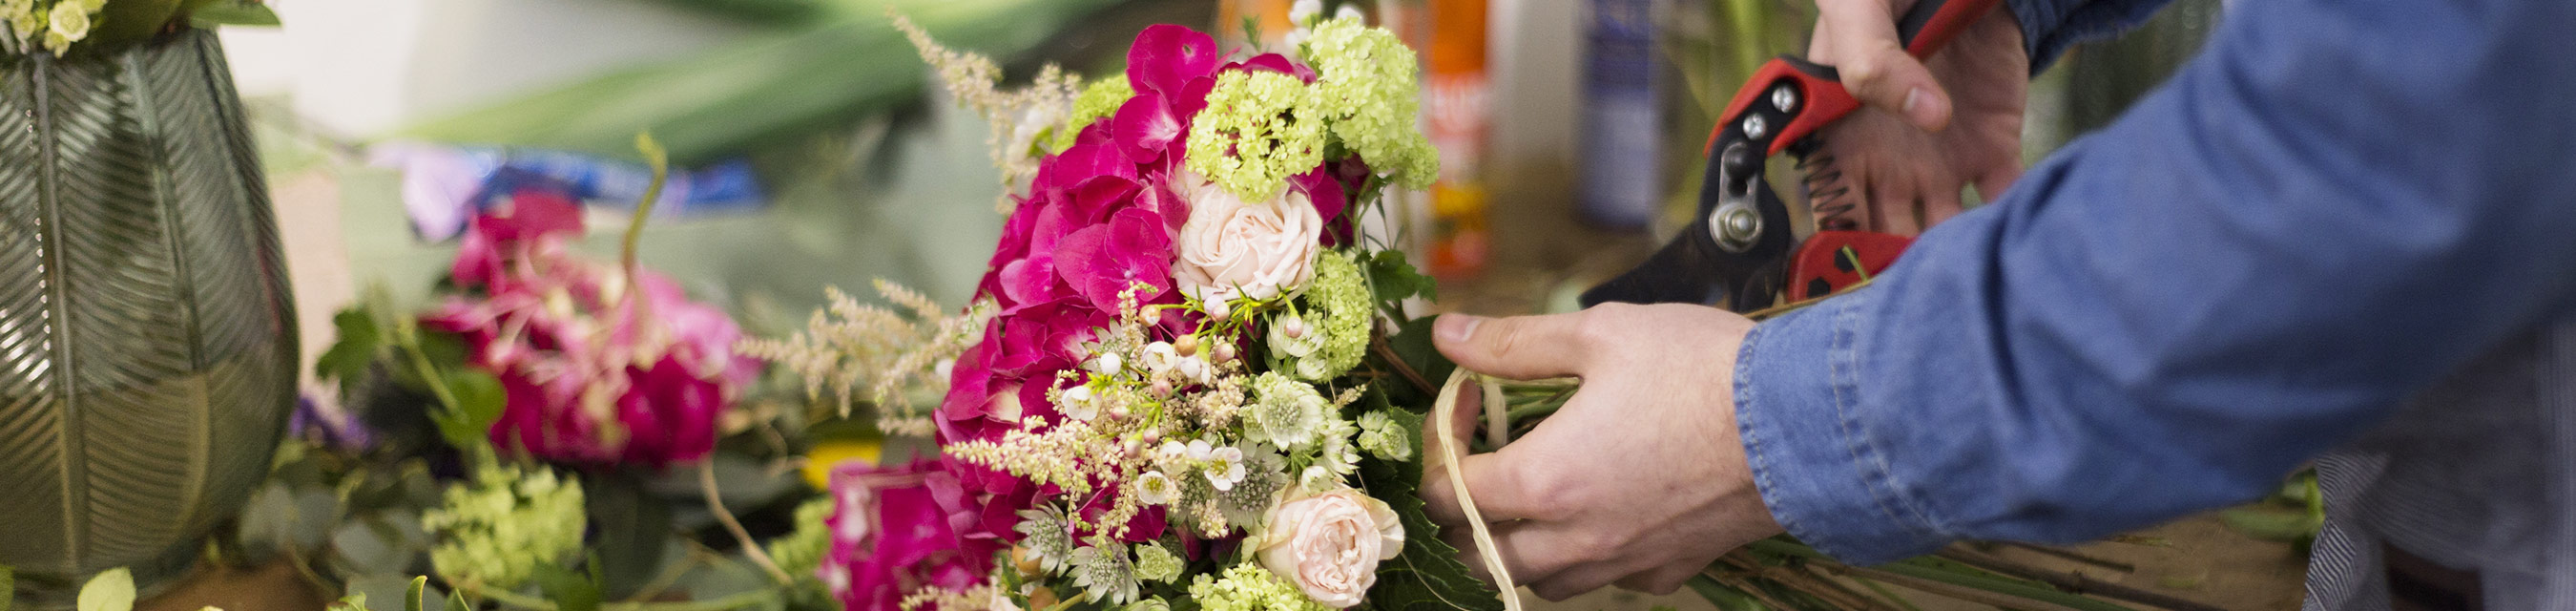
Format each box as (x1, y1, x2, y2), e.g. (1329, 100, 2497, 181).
(1070, 544, 1143, 605)
(1301, 16, 1441, 188)
(1248, 372, 1329, 449)
(1355, 411, 1412, 461)
(1014, 504, 1078, 575)
(1186, 70, 1327, 201)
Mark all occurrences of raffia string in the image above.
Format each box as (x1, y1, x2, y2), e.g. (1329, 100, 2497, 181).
(1432, 369, 1524, 611)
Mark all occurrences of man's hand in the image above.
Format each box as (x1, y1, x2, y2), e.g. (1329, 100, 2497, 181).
(1419, 306, 1781, 600)
(1807, 0, 2029, 234)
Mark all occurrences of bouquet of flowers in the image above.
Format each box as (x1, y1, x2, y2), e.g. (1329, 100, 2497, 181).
(751, 10, 1503, 611)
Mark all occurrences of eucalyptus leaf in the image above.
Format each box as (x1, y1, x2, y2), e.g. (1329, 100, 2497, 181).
(293, 487, 345, 549)
(75, 569, 135, 611)
(236, 482, 299, 551)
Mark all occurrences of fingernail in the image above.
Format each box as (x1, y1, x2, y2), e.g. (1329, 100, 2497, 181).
(1437, 314, 1485, 344)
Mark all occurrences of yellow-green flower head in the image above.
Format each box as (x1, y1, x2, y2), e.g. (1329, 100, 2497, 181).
(1187, 564, 1329, 611)
(1056, 75, 1136, 152)
(1132, 541, 1185, 583)
(1356, 411, 1412, 461)
(421, 463, 587, 590)
(1187, 70, 1327, 201)
(1305, 250, 1372, 379)
(1301, 16, 1440, 189)
(4, 0, 41, 47)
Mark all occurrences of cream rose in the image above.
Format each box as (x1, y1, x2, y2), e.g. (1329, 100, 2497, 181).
(1253, 488, 1405, 608)
(1174, 176, 1324, 305)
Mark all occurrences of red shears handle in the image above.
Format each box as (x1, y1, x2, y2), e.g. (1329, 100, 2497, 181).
(1708, 0, 2003, 157)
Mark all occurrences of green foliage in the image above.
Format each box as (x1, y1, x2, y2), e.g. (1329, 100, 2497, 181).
(1352, 394, 1503, 611)
(316, 307, 384, 399)
(185, 0, 276, 27)
(428, 368, 506, 454)
(2, 564, 14, 611)
(1363, 250, 1436, 306)
(74, 569, 134, 611)
(533, 561, 606, 611)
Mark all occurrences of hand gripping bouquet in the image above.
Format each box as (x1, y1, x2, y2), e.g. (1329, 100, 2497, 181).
(750, 11, 1511, 611)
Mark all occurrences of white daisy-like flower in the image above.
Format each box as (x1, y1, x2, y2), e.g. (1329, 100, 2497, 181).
(1140, 342, 1179, 374)
(1205, 446, 1247, 492)
(1059, 385, 1098, 421)
(1134, 471, 1179, 505)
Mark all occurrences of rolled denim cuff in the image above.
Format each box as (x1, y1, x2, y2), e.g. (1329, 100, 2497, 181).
(1733, 289, 1952, 565)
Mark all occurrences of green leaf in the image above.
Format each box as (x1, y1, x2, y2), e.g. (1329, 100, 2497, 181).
(405, 576, 429, 611)
(1365, 250, 1438, 304)
(2, 564, 15, 611)
(582, 472, 675, 599)
(189, 2, 280, 27)
(429, 369, 506, 453)
(2220, 507, 2321, 542)
(534, 563, 603, 611)
(1354, 396, 1505, 611)
(317, 307, 385, 397)
(76, 569, 135, 611)
(328, 593, 372, 611)
(445, 591, 471, 611)
(1376, 316, 1456, 410)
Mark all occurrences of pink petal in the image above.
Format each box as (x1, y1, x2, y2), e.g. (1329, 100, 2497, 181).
(1127, 25, 1221, 97)
(1113, 92, 1182, 163)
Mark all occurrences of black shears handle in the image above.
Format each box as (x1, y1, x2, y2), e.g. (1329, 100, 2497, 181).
(1581, 0, 2000, 310)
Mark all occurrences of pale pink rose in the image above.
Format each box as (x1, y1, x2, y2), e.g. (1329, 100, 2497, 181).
(1173, 176, 1324, 305)
(1254, 488, 1406, 608)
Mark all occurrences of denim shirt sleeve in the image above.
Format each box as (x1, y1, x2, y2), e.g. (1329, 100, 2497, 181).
(2006, 0, 2174, 72)
(1735, 0, 2576, 565)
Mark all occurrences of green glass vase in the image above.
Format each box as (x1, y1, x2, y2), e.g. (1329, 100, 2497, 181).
(0, 29, 298, 597)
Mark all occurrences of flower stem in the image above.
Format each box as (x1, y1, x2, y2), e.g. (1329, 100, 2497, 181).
(699, 459, 798, 585)
(478, 583, 776, 611)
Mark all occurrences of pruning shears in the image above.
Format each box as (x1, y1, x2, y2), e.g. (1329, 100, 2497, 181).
(1582, 0, 2003, 311)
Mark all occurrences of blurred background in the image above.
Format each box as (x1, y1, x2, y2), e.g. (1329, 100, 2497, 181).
(197, 0, 2297, 608)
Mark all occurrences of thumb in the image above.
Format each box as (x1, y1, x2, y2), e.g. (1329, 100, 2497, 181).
(1433, 313, 1593, 381)
(1819, 0, 1952, 131)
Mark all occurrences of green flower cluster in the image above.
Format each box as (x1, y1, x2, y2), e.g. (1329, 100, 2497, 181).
(1304, 250, 1373, 379)
(1188, 564, 1329, 611)
(1356, 411, 1413, 461)
(3, 0, 100, 55)
(765, 495, 837, 579)
(1132, 541, 1185, 583)
(1302, 16, 1440, 189)
(1054, 75, 1135, 152)
(1187, 70, 1326, 201)
(421, 463, 587, 590)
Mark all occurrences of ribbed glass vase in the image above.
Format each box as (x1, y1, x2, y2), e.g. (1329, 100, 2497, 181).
(0, 29, 298, 599)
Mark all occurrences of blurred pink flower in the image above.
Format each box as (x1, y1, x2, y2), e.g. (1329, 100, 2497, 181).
(421, 189, 753, 467)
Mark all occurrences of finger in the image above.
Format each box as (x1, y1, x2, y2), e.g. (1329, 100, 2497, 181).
(1863, 170, 1921, 235)
(1434, 313, 1595, 380)
(1613, 562, 1705, 596)
(1454, 520, 1587, 590)
(1818, 0, 1950, 130)
(1531, 558, 1648, 601)
(1974, 163, 2025, 203)
(1921, 178, 1964, 231)
(1421, 447, 1561, 526)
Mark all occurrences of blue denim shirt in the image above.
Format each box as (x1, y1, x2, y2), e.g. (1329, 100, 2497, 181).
(1735, 0, 2576, 565)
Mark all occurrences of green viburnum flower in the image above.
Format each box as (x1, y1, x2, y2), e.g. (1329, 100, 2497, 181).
(1187, 70, 1326, 201)
(765, 495, 836, 579)
(1247, 372, 1328, 449)
(1054, 75, 1135, 152)
(1302, 16, 1440, 188)
(1132, 541, 1184, 583)
(421, 463, 586, 590)
(1304, 250, 1373, 380)
(1356, 411, 1413, 461)
(1188, 564, 1329, 611)
(1127, 597, 1174, 611)
(1069, 544, 1143, 605)
(4, 0, 40, 46)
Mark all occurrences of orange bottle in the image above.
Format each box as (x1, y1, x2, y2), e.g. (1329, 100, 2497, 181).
(1423, 0, 1490, 278)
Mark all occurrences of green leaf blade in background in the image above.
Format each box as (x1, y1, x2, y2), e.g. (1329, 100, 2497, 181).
(401, 0, 1131, 165)
(74, 569, 134, 611)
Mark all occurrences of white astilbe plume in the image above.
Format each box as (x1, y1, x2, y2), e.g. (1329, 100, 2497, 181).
(737, 281, 991, 434)
(892, 11, 1086, 212)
